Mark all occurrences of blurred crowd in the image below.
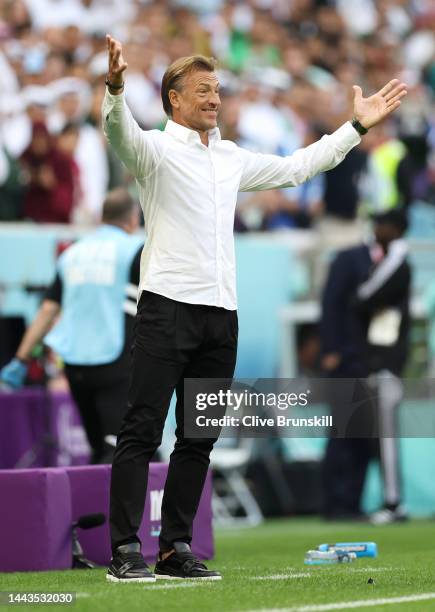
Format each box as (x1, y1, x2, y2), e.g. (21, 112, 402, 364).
(0, 0, 434, 231)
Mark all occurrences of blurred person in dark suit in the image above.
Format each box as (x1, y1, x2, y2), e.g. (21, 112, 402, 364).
(321, 209, 411, 521)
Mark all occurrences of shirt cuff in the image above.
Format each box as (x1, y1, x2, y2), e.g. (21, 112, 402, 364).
(102, 87, 125, 116)
(330, 121, 361, 153)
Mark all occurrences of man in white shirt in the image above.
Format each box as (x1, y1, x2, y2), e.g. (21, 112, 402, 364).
(102, 34, 407, 583)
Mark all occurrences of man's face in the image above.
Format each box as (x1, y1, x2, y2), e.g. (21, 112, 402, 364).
(170, 70, 221, 132)
(59, 93, 80, 120)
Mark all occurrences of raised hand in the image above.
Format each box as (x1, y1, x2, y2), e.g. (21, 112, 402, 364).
(106, 34, 128, 89)
(352, 79, 407, 130)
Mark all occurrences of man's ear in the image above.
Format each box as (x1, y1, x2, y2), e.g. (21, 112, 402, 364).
(169, 89, 180, 111)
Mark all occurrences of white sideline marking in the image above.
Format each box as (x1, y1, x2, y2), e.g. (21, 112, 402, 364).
(78, 583, 209, 595)
(144, 582, 210, 590)
(252, 574, 311, 581)
(348, 567, 396, 573)
(248, 592, 435, 611)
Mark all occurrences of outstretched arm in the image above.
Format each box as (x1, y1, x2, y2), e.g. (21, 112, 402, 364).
(239, 79, 407, 192)
(102, 35, 159, 181)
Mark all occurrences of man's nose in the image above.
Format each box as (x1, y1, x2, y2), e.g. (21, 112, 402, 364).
(209, 93, 221, 107)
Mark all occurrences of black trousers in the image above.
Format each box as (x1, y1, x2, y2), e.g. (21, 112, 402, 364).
(322, 370, 378, 518)
(65, 359, 130, 464)
(110, 291, 238, 553)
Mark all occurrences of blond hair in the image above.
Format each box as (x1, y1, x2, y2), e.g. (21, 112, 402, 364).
(161, 55, 217, 117)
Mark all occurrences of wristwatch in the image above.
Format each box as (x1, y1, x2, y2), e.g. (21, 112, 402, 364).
(105, 78, 124, 90)
(351, 117, 368, 136)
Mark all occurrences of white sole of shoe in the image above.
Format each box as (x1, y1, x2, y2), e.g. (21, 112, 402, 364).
(154, 574, 222, 581)
(106, 573, 156, 583)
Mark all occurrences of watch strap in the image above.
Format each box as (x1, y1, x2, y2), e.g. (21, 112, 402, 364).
(351, 117, 368, 136)
(105, 78, 124, 90)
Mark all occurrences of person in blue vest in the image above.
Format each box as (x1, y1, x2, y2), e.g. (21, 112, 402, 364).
(0, 188, 143, 464)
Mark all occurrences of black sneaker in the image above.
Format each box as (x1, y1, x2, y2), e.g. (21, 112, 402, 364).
(154, 542, 221, 580)
(107, 542, 156, 583)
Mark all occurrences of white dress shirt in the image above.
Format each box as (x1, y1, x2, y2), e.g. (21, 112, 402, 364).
(102, 89, 360, 310)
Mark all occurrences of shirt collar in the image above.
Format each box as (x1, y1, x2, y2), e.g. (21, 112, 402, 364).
(164, 119, 221, 145)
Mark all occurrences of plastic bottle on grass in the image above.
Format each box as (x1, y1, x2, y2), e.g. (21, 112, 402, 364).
(304, 550, 357, 565)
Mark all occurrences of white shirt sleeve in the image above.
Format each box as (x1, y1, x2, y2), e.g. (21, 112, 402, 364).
(102, 88, 160, 181)
(238, 121, 361, 192)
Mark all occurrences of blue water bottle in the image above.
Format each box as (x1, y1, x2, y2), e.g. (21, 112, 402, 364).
(317, 542, 378, 558)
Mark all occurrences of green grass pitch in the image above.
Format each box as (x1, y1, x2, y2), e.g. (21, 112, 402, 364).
(2, 518, 435, 611)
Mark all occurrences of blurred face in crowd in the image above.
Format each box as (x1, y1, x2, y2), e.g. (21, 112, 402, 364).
(57, 127, 79, 155)
(30, 124, 51, 156)
(64, 25, 81, 52)
(169, 69, 221, 133)
(27, 103, 46, 123)
(5, 0, 31, 32)
(58, 93, 81, 120)
(43, 53, 67, 83)
(283, 46, 308, 78)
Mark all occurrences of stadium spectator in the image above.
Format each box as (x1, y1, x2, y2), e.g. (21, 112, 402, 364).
(49, 77, 110, 222)
(0, 0, 433, 227)
(20, 120, 77, 223)
(316, 144, 368, 249)
(397, 129, 434, 208)
(363, 122, 407, 214)
(55, 122, 82, 218)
